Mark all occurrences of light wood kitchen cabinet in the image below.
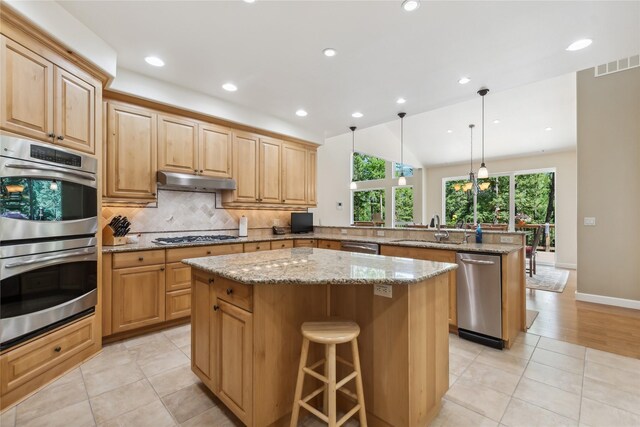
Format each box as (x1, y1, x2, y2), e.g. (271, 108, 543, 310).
(380, 245, 457, 328)
(307, 149, 317, 206)
(281, 142, 308, 204)
(106, 101, 157, 200)
(0, 36, 97, 154)
(199, 123, 232, 178)
(192, 272, 216, 389)
(112, 264, 166, 333)
(243, 242, 269, 253)
(0, 36, 54, 142)
(157, 114, 198, 174)
(270, 240, 293, 250)
(317, 239, 341, 250)
(215, 298, 253, 425)
(231, 131, 260, 203)
(294, 239, 316, 248)
(259, 136, 282, 204)
(166, 289, 192, 320)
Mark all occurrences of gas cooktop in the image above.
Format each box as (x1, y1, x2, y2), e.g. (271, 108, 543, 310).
(152, 235, 239, 245)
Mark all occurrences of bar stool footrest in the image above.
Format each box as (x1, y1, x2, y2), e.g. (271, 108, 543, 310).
(301, 385, 326, 404)
(337, 387, 358, 401)
(337, 404, 362, 427)
(299, 400, 329, 423)
(335, 370, 358, 390)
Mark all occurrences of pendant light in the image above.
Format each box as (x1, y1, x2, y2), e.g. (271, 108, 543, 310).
(398, 112, 407, 186)
(468, 124, 476, 188)
(349, 126, 357, 190)
(477, 88, 490, 179)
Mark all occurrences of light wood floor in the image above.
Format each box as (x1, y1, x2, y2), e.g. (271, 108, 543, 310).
(527, 269, 640, 359)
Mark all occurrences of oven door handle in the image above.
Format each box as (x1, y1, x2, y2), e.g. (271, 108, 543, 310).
(5, 247, 96, 268)
(5, 163, 97, 182)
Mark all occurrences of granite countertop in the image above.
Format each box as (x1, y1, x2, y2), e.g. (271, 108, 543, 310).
(102, 232, 522, 254)
(182, 247, 458, 285)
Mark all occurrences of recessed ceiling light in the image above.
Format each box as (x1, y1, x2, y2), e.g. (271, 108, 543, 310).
(396, 97, 406, 104)
(222, 83, 238, 92)
(401, 0, 420, 12)
(566, 39, 592, 51)
(352, 112, 363, 118)
(545, 127, 552, 131)
(144, 56, 164, 67)
(493, 119, 500, 124)
(447, 129, 453, 134)
(295, 109, 308, 117)
(458, 77, 471, 85)
(323, 48, 337, 57)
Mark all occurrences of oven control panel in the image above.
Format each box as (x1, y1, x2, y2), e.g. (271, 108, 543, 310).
(30, 145, 82, 168)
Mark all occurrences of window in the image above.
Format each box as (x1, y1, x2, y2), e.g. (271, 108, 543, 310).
(444, 176, 510, 226)
(353, 189, 385, 223)
(444, 179, 474, 226)
(394, 186, 414, 226)
(394, 163, 414, 178)
(352, 152, 386, 181)
(515, 172, 555, 249)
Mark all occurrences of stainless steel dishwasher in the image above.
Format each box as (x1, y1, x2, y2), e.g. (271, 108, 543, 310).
(340, 241, 379, 254)
(456, 252, 503, 348)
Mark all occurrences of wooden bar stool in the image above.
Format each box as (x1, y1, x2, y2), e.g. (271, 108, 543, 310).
(290, 321, 367, 427)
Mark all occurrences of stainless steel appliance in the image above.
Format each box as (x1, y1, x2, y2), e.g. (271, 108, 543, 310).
(152, 235, 239, 245)
(456, 252, 503, 348)
(0, 236, 97, 349)
(157, 170, 236, 193)
(0, 133, 98, 242)
(340, 241, 380, 254)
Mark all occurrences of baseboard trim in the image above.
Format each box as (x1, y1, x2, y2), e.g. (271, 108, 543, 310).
(575, 292, 640, 310)
(555, 263, 577, 270)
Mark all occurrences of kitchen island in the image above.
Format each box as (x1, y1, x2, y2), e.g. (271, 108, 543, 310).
(184, 248, 457, 427)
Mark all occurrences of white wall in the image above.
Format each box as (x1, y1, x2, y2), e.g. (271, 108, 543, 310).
(311, 122, 422, 226)
(424, 150, 578, 268)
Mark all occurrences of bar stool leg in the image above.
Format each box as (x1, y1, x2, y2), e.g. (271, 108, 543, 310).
(351, 339, 368, 427)
(327, 343, 337, 427)
(290, 338, 310, 427)
(323, 344, 329, 414)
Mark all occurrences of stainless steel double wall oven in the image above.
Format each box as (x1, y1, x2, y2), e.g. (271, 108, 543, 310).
(0, 133, 98, 350)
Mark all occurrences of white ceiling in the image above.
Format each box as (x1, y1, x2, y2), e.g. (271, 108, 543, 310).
(58, 0, 639, 143)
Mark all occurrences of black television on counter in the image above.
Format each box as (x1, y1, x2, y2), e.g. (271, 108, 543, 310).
(291, 213, 313, 234)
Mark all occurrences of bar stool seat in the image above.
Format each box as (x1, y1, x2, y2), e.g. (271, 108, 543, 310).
(290, 321, 367, 427)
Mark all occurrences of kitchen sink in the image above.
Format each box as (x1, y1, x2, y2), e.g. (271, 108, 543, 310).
(389, 239, 463, 245)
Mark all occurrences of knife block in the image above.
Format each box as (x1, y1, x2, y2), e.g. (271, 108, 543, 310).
(102, 225, 127, 246)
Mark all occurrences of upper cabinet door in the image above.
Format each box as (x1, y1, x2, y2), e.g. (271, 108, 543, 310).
(199, 123, 232, 178)
(232, 132, 259, 202)
(158, 114, 198, 174)
(259, 137, 281, 204)
(0, 36, 54, 142)
(307, 149, 317, 206)
(281, 142, 308, 205)
(107, 102, 157, 200)
(54, 67, 95, 154)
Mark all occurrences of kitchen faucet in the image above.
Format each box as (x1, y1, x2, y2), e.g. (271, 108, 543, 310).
(462, 220, 472, 244)
(434, 214, 450, 242)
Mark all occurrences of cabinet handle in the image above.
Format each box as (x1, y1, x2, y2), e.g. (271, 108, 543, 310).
(256, 246, 260, 250)
(57, 135, 64, 141)
(48, 132, 56, 138)
(194, 169, 198, 173)
(160, 267, 165, 271)
(213, 305, 219, 311)
(282, 199, 285, 202)
(206, 251, 212, 255)
(54, 346, 62, 352)
(208, 278, 215, 284)
(226, 288, 233, 295)
(151, 192, 156, 196)
(199, 170, 203, 173)
(138, 257, 144, 261)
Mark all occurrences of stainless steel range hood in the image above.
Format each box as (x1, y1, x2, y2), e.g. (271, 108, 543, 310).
(157, 171, 236, 193)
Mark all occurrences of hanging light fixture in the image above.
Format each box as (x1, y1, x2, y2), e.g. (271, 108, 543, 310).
(477, 88, 490, 179)
(468, 124, 476, 190)
(397, 112, 407, 186)
(349, 126, 357, 190)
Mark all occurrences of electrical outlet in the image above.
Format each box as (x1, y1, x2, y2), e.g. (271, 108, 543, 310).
(584, 217, 596, 226)
(376, 230, 385, 237)
(341, 229, 348, 235)
(336, 202, 343, 211)
(500, 236, 514, 243)
(374, 284, 393, 298)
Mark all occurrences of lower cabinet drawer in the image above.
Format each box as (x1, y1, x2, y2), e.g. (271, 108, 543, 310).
(243, 242, 269, 253)
(113, 250, 165, 269)
(166, 289, 192, 320)
(270, 240, 294, 250)
(166, 262, 192, 291)
(214, 276, 253, 312)
(317, 240, 341, 250)
(0, 316, 97, 394)
(294, 239, 316, 248)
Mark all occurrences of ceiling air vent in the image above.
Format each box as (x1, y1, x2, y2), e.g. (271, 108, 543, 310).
(595, 54, 640, 77)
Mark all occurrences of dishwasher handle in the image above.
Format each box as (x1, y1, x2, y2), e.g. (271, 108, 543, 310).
(460, 258, 496, 266)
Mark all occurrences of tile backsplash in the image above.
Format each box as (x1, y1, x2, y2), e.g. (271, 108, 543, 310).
(101, 190, 294, 234)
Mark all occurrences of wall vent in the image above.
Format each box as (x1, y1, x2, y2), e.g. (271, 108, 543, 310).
(595, 54, 640, 77)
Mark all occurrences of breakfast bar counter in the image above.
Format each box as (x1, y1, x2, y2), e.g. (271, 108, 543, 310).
(185, 248, 457, 427)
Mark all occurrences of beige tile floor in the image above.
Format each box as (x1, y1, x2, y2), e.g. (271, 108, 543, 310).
(2, 325, 640, 427)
